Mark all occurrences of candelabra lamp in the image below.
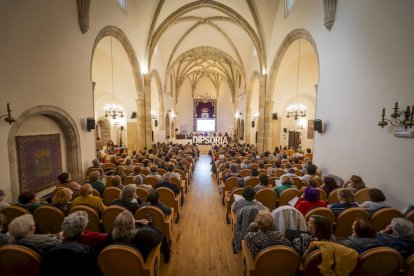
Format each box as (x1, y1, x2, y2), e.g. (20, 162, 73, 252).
(378, 102, 414, 130)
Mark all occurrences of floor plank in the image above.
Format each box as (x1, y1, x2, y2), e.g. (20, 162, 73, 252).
(159, 155, 242, 276)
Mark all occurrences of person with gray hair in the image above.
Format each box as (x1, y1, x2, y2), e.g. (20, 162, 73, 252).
(223, 163, 241, 182)
(134, 175, 154, 193)
(154, 172, 181, 196)
(378, 217, 414, 258)
(8, 214, 61, 255)
(123, 158, 135, 171)
(110, 184, 143, 213)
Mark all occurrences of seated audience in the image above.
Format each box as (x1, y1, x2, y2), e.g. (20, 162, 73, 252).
(274, 176, 296, 197)
(321, 176, 339, 196)
(18, 191, 47, 213)
(223, 164, 240, 182)
(51, 187, 73, 215)
(71, 184, 107, 215)
(111, 175, 125, 190)
(282, 168, 298, 178)
(344, 175, 366, 193)
(167, 163, 181, 180)
(271, 206, 307, 236)
(147, 191, 172, 216)
(301, 164, 317, 183)
(87, 171, 106, 196)
(245, 210, 292, 258)
(359, 188, 388, 214)
(123, 158, 135, 171)
(377, 218, 414, 259)
(294, 187, 327, 216)
(244, 168, 259, 182)
(329, 188, 358, 216)
(148, 165, 163, 183)
(8, 214, 61, 255)
(57, 172, 81, 196)
(254, 174, 272, 193)
(134, 175, 154, 193)
(111, 184, 143, 214)
(231, 178, 245, 193)
(114, 166, 127, 183)
(0, 214, 10, 247)
(293, 215, 336, 256)
(0, 189, 10, 212)
(154, 172, 180, 196)
(232, 187, 264, 213)
(339, 218, 382, 252)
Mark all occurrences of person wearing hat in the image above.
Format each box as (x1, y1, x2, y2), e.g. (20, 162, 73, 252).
(0, 189, 9, 212)
(294, 186, 327, 216)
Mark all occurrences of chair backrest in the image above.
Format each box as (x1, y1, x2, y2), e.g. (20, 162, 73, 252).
(102, 187, 122, 205)
(224, 177, 238, 192)
(69, 205, 101, 232)
(155, 187, 175, 209)
(334, 207, 369, 238)
(305, 207, 335, 226)
(134, 206, 165, 234)
(404, 209, 414, 224)
(92, 188, 101, 197)
(404, 253, 414, 276)
(370, 207, 403, 232)
(33, 205, 65, 234)
(157, 168, 167, 176)
(302, 248, 323, 276)
(276, 169, 285, 177)
(124, 176, 134, 185)
(268, 177, 279, 188)
(291, 177, 303, 190)
(316, 188, 327, 201)
(0, 245, 42, 276)
(123, 169, 133, 176)
(140, 169, 150, 176)
(353, 247, 403, 276)
(170, 177, 181, 190)
(174, 169, 185, 179)
(278, 188, 300, 206)
(255, 188, 277, 211)
(245, 177, 260, 188)
(0, 205, 30, 227)
(253, 245, 300, 276)
(98, 244, 146, 276)
(105, 176, 114, 188)
(136, 187, 149, 202)
(143, 176, 160, 186)
(328, 189, 339, 204)
(239, 169, 251, 177)
(354, 188, 370, 204)
(104, 163, 116, 170)
(250, 164, 259, 170)
(102, 205, 129, 233)
(293, 164, 302, 170)
(294, 170, 302, 177)
(258, 169, 267, 175)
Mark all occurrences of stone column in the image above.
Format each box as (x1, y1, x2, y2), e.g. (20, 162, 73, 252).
(264, 100, 274, 151)
(245, 106, 251, 144)
(135, 98, 145, 149)
(158, 106, 164, 131)
(143, 74, 152, 147)
(256, 74, 267, 152)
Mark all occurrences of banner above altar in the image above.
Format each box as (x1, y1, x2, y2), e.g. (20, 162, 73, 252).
(194, 99, 217, 118)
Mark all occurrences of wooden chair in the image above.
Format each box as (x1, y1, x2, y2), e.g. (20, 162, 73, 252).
(105, 176, 114, 188)
(258, 169, 267, 175)
(355, 188, 370, 204)
(293, 164, 302, 170)
(404, 209, 414, 224)
(0, 205, 30, 227)
(278, 188, 300, 206)
(250, 164, 259, 170)
(0, 245, 42, 276)
(135, 206, 173, 242)
(369, 207, 403, 232)
(268, 177, 279, 188)
(275, 169, 285, 177)
(144, 176, 160, 187)
(294, 170, 302, 177)
(222, 177, 238, 206)
(353, 247, 403, 276)
(302, 248, 323, 276)
(140, 169, 150, 176)
(125, 176, 134, 185)
(92, 188, 101, 197)
(239, 169, 251, 177)
(33, 205, 65, 234)
(69, 205, 102, 232)
(157, 168, 166, 176)
(98, 244, 160, 276)
(317, 188, 327, 201)
(136, 187, 150, 202)
(334, 207, 369, 238)
(245, 177, 260, 189)
(328, 189, 339, 204)
(255, 188, 277, 211)
(171, 177, 185, 205)
(102, 187, 122, 205)
(123, 169, 133, 176)
(242, 241, 300, 276)
(104, 163, 116, 170)
(404, 253, 414, 276)
(291, 177, 303, 190)
(156, 187, 181, 223)
(305, 207, 335, 225)
(102, 205, 129, 233)
(174, 168, 188, 188)
(226, 188, 244, 224)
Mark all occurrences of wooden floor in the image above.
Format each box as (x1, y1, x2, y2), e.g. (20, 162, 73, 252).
(159, 155, 242, 276)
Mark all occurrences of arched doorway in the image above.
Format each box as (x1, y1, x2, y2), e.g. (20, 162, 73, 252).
(97, 118, 111, 145)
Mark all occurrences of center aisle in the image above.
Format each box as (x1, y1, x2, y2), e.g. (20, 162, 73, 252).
(159, 155, 242, 276)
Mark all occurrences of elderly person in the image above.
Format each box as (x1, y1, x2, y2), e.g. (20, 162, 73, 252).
(114, 166, 127, 183)
(57, 172, 81, 196)
(51, 187, 73, 215)
(134, 175, 154, 193)
(154, 172, 180, 196)
(111, 175, 125, 190)
(87, 171, 106, 196)
(300, 164, 317, 183)
(359, 188, 388, 214)
(8, 214, 61, 255)
(293, 215, 336, 256)
(245, 210, 292, 258)
(378, 218, 414, 258)
(223, 163, 240, 182)
(294, 187, 327, 216)
(147, 165, 163, 183)
(329, 188, 358, 216)
(232, 187, 264, 213)
(123, 158, 135, 171)
(0, 189, 10, 212)
(71, 184, 107, 215)
(274, 176, 297, 196)
(147, 191, 172, 217)
(339, 218, 382, 252)
(167, 163, 181, 180)
(254, 174, 272, 193)
(18, 191, 47, 213)
(344, 175, 366, 193)
(111, 184, 143, 214)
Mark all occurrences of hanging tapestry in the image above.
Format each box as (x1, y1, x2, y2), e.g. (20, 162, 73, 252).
(194, 99, 217, 118)
(16, 134, 62, 192)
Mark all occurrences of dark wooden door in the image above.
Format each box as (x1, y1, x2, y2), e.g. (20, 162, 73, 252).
(288, 131, 300, 149)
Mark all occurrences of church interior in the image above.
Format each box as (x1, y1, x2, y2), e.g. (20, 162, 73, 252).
(0, 0, 413, 275)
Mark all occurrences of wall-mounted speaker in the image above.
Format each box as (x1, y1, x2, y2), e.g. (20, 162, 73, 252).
(131, 111, 137, 119)
(251, 120, 255, 128)
(86, 118, 95, 132)
(283, 128, 287, 133)
(154, 119, 158, 127)
(272, 113, 278, 120)
(314, 119, 323, 133)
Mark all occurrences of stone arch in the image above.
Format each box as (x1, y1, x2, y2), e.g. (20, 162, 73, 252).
(97, 117, 111, 145)
(150, 69, 165, 130)
(165, 113, 170, 139)
(7, 105, 82, 201)
(91, 25, 144, 99)
(267, 29, 319, 101)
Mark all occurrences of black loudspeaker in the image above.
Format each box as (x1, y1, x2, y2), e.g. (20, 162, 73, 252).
(314, 119, 322, 132)
(251, 120, 255, 128)
(272, 113, 278, 120)
(86, 118, 95, 132)
(283, 128, 287, 133)
(131, 111, 137, 119)
(154, 119, 158, 127)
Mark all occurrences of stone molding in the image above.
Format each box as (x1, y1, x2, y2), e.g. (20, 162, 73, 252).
(323, 0, 337, 31)
(77, 0, 91, 34)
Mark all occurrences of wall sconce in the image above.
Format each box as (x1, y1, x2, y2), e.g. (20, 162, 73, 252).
(1, 103, 16, 125)
(151, 111, 158, 127)
(252, 112, 259, 128)
(168, 110, 177, 119)
(378, 102, 414, 130)
(234, 112, 242, 119)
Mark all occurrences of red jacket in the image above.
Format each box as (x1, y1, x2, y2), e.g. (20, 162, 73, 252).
(294, 198, 327, 215)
